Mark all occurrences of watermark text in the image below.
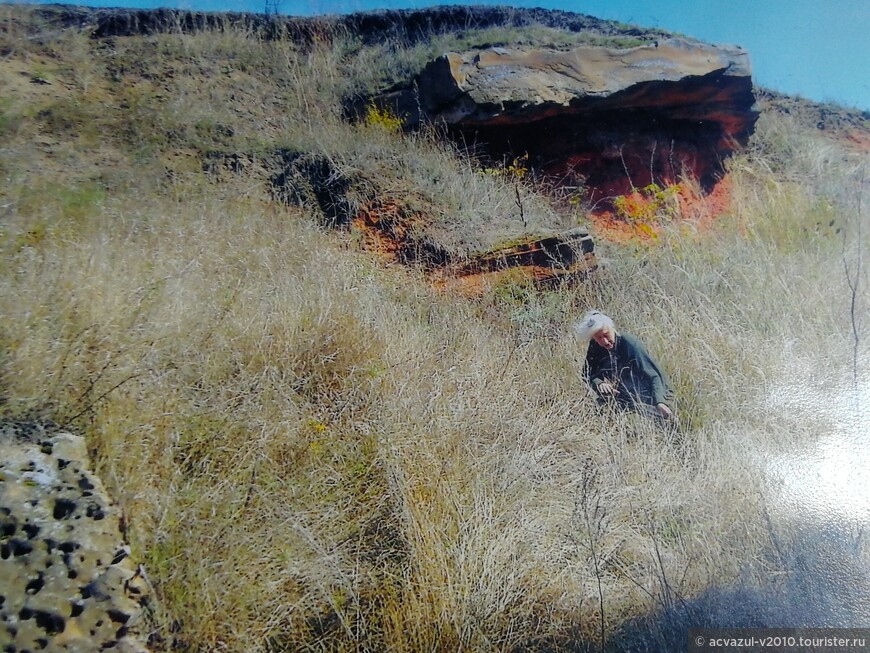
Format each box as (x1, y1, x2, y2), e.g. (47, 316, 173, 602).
(689, 629, 870, 652)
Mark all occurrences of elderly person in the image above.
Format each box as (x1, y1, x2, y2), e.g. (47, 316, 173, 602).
(575, 311, 675, 420)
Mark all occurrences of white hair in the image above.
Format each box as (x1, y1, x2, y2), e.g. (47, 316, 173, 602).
(573, 310, 615, 341)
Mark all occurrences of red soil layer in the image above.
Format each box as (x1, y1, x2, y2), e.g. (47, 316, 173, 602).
(843, 130, 870, 153)
(352, 174, 734, 294)
(353, 197, 595, 296)
(589, 175, 733, 244)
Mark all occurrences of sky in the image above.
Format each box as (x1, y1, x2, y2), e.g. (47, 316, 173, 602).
(11, 0, 870, 111)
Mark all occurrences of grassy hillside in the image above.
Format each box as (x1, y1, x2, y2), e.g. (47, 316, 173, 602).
(1, 5, 868, 651)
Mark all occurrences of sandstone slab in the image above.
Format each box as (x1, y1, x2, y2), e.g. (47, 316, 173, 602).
(375, 38, 758, 197)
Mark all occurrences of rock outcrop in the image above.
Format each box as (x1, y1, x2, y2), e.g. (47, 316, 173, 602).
(374, 38, 758, 198)
(436, 227, 597, 294)
(207, 150, 599, 294)
(0, 422, 150, 653)
(353, 197, 596, 293)
(203, 149, 599, 292)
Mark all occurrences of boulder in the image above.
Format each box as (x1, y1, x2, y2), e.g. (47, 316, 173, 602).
(376, 38, 758, 197)
(0, 422, 150, 653)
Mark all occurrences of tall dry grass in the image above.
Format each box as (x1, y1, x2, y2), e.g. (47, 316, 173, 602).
(1, 8, 868, 651)
(0, 185, 776, 650)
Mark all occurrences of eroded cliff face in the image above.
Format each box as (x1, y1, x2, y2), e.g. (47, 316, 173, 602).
(376, 38, 758, 198)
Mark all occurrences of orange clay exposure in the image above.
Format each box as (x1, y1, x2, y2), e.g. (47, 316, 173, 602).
(589, 176, 734, 244)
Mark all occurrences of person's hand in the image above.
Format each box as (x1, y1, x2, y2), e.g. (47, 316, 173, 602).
(598, 381, 619, 397)
(656, 403, 673, 419)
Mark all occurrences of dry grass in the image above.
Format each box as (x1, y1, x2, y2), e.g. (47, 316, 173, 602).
(1, 7, 868, 652)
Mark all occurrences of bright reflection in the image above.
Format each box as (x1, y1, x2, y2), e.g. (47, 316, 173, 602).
(764, 372, 870, 522)
(767, 433, 870, 522)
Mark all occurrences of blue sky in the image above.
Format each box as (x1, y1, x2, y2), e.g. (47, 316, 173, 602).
(11, 0, 870, 111)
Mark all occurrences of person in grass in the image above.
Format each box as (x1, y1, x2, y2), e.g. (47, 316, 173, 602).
(575, 310, 675, 421)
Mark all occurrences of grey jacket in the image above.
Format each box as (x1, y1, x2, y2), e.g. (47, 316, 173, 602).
(584, 332, 673, 407)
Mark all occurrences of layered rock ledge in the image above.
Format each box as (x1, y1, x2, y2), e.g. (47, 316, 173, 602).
(353, 198, 597, 293)
(374, 38, 759, 198)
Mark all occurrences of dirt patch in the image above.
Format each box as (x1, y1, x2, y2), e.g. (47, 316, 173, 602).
(352, 197, 451, 268)
(843, 129, 870, 153)
(352, 197, 597, 295)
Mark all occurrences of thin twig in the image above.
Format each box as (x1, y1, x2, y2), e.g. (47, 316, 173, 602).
(514, 183, 527, 230)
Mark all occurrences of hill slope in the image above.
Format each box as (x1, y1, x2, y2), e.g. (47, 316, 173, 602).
(1, 5, 869, 652)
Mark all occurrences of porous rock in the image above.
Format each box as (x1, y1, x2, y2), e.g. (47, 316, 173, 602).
(0, 422, 150, 653)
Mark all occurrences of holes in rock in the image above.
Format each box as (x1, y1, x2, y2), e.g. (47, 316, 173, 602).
(34, 610, 65, 635)
(77, 476, 95, 491)
(70, 601, 84, 618)
(0, 544, 9, 560)
(111, 549, 128, 565)
(58, 541, 79, 554)
(10, 540, 33, 557)
(79, 583, 93, 600)
(107, 609, 129, 625)
(19, 607, 33, 620)
(67, 570, 78, 580)
(57, 459, 70, 471)
(35, 639, 48, 651)
(52, 499, 76, 520)
(86, 504, 106, 521)
(25, 573, 45, 595)
(0, 521, 16, 538)
(22, 523, 39, 540)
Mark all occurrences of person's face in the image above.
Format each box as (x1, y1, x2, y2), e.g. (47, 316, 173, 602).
(592, 326, 616, 350)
